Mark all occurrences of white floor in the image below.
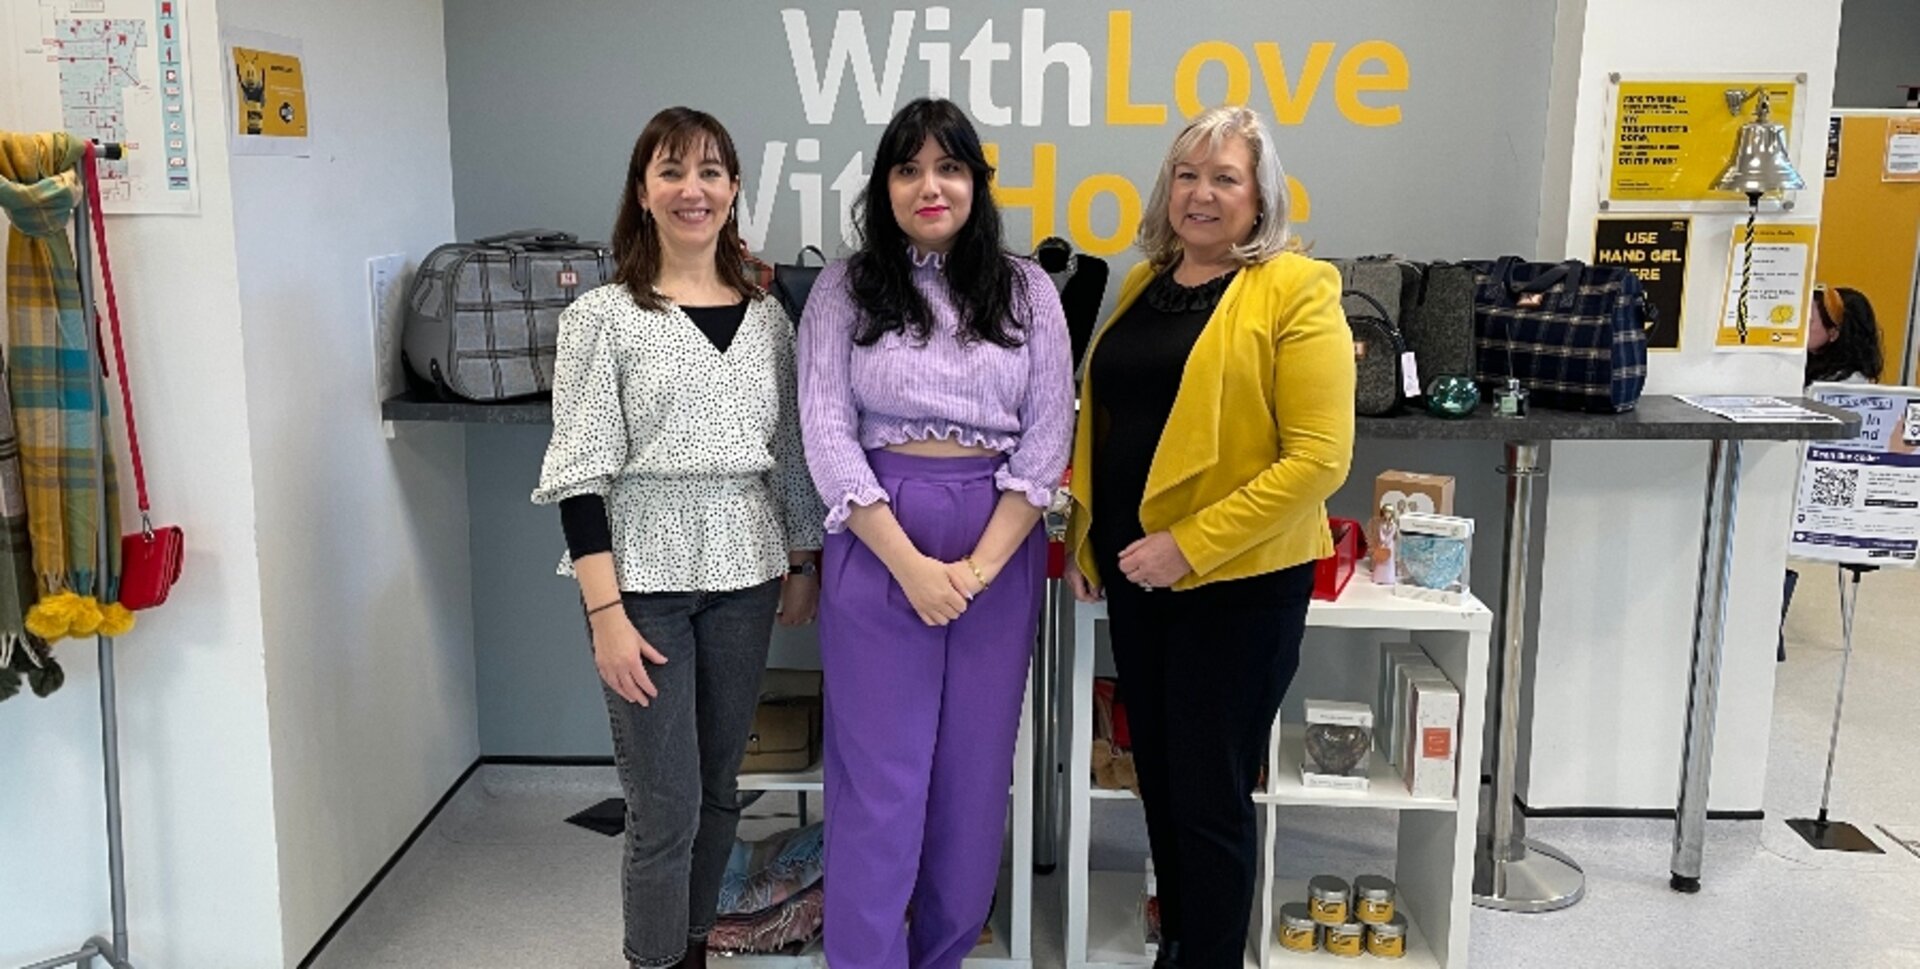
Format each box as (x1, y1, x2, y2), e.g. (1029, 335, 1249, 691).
(312, 563, 1920, 969)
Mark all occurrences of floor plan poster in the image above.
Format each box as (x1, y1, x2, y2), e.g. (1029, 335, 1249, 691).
(7, 0, 198, 214)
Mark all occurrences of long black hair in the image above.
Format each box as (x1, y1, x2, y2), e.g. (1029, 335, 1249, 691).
(847, 98, 1026, 348)
(1806, 286, 1884, 385)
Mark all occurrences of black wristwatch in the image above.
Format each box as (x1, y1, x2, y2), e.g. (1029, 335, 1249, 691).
(788, 560, 820, 578)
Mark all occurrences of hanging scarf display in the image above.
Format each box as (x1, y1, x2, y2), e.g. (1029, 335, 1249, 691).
(0, 130, 132, 643)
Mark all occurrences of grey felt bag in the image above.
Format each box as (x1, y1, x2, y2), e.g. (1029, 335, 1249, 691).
(1402, 262, 1480, 388)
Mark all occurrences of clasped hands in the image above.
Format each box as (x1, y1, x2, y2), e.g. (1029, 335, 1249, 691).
(896, 553, 995, 627)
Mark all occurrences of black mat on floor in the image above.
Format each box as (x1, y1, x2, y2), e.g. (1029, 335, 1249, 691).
(565, 798, 626, 837)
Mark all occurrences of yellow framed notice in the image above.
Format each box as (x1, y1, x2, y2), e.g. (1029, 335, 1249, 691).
(1609, 79, 1799, 204)
(1716, 222, 1818, 350)
(1885, 117, 1920, 183)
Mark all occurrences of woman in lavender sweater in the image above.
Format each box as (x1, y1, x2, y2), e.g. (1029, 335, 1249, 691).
(797, 97, 1074, 969)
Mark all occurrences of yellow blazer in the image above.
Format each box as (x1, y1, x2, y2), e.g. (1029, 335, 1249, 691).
(1066, 252, 1356, 592)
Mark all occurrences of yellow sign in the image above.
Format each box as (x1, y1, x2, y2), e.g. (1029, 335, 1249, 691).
(232, 46, 308, 139)
(1717, 222, 1818, 349)
(1884, 118, 1920, 183)
(1610, 80, 1798, 203)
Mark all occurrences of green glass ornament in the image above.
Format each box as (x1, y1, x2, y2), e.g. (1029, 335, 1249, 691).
(1425, 376, 1480, 418)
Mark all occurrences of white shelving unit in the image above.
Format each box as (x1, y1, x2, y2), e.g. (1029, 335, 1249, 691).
(1064, 574, 1492, 969)
(731, 677, 1036, 968)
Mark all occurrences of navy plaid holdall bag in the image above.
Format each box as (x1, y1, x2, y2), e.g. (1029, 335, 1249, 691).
(1470, 256, 1653, 413)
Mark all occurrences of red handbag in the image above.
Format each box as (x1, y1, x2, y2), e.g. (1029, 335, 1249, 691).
(83, 143, 184, 611)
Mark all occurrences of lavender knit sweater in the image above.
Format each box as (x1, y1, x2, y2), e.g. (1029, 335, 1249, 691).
(796, 250, 1076, 533)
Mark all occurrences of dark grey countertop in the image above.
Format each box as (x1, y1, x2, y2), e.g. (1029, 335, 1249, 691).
(382, 390, 1861, 442)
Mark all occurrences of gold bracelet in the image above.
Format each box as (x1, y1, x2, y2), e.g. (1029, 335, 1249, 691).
(963, 556, 990, 590)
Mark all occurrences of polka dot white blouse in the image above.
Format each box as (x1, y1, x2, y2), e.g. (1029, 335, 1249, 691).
(532, 283, 825, 593)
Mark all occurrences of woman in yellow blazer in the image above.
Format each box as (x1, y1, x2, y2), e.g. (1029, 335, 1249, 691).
(1065, 105, 1355, 969)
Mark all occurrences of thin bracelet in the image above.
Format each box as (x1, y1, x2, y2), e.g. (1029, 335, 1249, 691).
(586, 599, 622, 618)
(963, 557, 990, 590)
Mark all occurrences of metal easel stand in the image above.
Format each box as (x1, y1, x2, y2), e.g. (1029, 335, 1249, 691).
(1783, 563, 1885, 854)
(17, 143, 138, 969)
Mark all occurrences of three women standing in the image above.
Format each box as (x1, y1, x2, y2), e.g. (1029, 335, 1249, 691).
(539, 98, 1348, 969)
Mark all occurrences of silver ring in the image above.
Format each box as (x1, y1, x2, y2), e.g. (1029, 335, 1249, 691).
(1140, 582, 1154, 592)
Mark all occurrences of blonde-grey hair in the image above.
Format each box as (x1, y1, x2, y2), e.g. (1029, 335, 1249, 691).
(1137, 105, 1292, 269)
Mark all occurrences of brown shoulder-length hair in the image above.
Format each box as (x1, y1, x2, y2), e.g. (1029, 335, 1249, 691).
(610, 107, 761, 311)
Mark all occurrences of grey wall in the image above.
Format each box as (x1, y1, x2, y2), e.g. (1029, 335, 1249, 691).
(446, 0, 1559, 755)
(1835, 0, 1920, 108)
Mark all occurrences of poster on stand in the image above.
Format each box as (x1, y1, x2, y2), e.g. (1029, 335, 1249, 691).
(1789, 384, 1920, 567)
(1715, 222, 1816, 350)
(1593, 217, 1688, 350)
(1607, 77, 1799, 204)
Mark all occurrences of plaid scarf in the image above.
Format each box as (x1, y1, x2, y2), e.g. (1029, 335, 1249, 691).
(0, 131, 124, 645)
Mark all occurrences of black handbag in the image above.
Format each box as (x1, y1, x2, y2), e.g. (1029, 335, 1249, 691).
(771, 245, 827, 324)
(1345, 290, 1408, 417)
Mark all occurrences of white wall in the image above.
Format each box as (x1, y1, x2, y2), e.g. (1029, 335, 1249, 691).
(1522, 0, 1844, 811)
(0, 3, 287, 966)
(216, 0, 478, 962)
(2, 1, 475, 965)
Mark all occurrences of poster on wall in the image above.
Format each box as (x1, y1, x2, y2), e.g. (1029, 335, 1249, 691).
(1788, 383, 1920, 567)
(1715, 221, 1816, 350)
(224, 29, 308, 156)
(2, 0, 199, 214)
(1592, 217, 1688, 350)
(1884, 117, 1920, 183)
(1606, 78, 1799, 204)
(1826, 116, 1842, 178)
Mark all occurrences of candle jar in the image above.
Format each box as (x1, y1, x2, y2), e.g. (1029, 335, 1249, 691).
(1307, 875, 1351, 925)
(1277, 903, 1319, 953)
(1353, 875, 1397, 924)
(1366, 914, 1408, 959)
(1324, 920, 1365, 958)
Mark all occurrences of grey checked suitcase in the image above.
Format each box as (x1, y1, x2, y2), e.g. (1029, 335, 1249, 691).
(403, 229, 613, 401)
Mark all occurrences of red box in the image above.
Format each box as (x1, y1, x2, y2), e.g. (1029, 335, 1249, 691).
(1313, 517, 1361, 601)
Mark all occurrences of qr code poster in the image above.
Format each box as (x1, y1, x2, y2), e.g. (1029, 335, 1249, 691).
(1789, 384, 1920, 566)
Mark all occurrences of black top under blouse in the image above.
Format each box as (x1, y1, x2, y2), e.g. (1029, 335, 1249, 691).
(1088, 268, 1236, 567)
(682, 300, 749, 354)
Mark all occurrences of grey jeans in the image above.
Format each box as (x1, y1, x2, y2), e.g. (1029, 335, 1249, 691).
(599, 578, 781, 968)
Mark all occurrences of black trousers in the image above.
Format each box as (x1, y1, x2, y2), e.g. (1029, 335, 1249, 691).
(1101, 561, 1315, 969)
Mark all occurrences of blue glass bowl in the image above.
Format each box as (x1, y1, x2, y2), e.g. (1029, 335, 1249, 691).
(1398, 533, 1467, 590)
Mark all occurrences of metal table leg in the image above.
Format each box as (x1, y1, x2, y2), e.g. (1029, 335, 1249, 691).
(1473, 441, 1586, 912)
(1671, 440, 1743, 892)
(1034, 576, 1063, 873)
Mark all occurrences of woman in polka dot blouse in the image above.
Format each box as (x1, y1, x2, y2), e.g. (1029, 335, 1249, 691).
(532, 107, 824, 969)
